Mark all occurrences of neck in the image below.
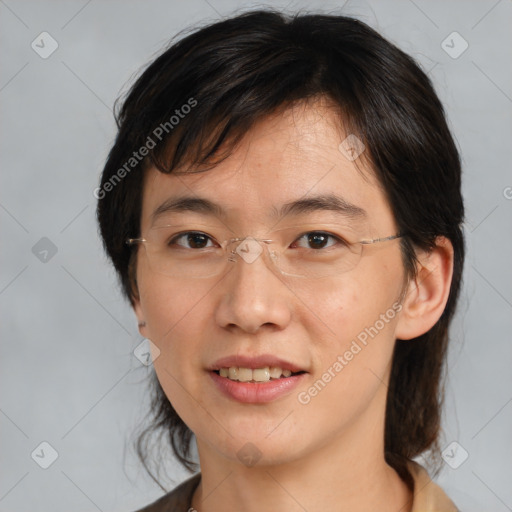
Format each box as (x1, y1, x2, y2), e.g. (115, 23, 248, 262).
(191, 387, 413, 512)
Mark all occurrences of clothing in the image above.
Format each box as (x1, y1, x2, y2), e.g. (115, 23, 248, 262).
(407, 461, 459, 511)
(135, 460, 458, 512)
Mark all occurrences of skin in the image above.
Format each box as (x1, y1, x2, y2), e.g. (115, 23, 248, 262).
(133, 98, 454, 512)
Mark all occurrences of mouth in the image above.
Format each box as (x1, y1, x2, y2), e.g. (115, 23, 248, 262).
(208, 355, 308, 403)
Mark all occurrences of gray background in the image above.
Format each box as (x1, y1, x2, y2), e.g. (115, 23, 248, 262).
(1, 0, 511, 510)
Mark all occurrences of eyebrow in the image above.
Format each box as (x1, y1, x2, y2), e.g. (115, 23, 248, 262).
(151, 193, 367, 224)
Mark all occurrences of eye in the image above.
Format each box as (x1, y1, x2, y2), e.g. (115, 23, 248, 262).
(169, 231, 217, 249)
(291, 231, 347, 250)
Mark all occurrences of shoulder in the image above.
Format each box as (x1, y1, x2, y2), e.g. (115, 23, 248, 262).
(408, 461, 459, 512)
(133, 473, 201, 512)
(132, 464, 458, 511)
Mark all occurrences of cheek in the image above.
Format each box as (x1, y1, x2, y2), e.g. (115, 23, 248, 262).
(295, 275, 385, 345)
(139, 275, 212, 427)
(138, 273, 209, 376)
(315, 283, 398, 371)
(297, 301, 399, 437)
(140, 273, 205, 338)
(296, 264, 403, 413)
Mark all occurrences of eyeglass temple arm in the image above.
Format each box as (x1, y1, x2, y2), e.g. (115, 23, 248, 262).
(126, 238, 146, 245)
(359, 233, 404, 245)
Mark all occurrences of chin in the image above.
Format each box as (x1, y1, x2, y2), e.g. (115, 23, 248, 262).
(203, 426, 307, 467)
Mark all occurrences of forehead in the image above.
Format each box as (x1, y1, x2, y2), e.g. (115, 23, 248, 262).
(140, 101, 393, 232)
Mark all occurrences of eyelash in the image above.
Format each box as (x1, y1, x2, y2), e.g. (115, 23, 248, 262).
(168, 231, 348, 250)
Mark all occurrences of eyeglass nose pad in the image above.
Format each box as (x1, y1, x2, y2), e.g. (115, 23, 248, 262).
(221, 239, 238, 263)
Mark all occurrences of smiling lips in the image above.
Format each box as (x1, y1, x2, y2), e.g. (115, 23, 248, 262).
(209, 354, 308, 403)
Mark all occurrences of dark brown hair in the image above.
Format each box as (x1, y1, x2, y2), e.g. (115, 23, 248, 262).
(96, 9, 465, 491)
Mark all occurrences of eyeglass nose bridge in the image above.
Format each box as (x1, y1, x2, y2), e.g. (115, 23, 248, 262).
(222, 236, 276, 266)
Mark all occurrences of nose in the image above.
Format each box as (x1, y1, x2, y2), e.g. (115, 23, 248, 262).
(214, 239, 292, 334)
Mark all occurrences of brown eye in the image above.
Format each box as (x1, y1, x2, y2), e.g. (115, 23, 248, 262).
(292, 231, 345, 250)
(169, 231, 215, 249)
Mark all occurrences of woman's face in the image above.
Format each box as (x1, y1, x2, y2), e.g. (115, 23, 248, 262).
(134, 100, 408, 467)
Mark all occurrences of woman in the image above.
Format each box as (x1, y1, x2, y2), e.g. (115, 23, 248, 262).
(97, 9, 464, 511)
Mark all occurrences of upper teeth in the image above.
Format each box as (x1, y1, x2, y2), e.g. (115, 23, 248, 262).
(219, 366, 293, 382)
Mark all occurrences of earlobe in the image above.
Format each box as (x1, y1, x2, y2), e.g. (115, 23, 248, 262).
(395, 237, 454, 341)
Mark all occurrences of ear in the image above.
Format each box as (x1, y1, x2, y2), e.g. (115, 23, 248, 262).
(128, 257, 148, 337)
(133, 296, 148, 338)
(395, 236, 454, 340)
